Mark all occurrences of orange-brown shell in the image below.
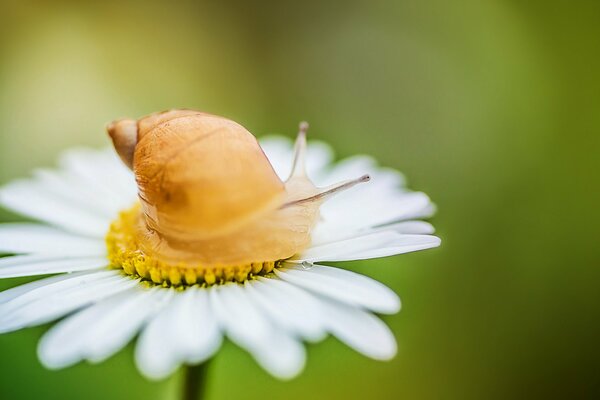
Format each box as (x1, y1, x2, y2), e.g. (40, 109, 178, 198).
(132, 110, 286, 241)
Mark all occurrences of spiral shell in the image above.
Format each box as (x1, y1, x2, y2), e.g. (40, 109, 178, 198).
(109, 110, 286, 243)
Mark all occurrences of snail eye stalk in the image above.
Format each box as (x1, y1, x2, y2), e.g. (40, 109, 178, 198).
(282, 174, 371, 208)
(288, 121, 310, 180)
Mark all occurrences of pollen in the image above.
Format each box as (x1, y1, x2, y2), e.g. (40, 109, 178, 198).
(106, 204, 282, 287)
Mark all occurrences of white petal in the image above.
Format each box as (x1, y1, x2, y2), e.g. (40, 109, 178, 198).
(296, 232, 400, 261)
(294, 232, 440, 262)
(243, 278, 326, 342)
(312, 220, 435, 247)
(38, 285, 168, 369)
(275, 264, 401, 314)
(38, 288, 135, 369)
(305, 141, 335, 178)
(258, 136, 293, 180)
(0, 255, 108, 278)
(0, 273, 83, 304)
(0, 271, 135, 333)
(315, 191, 435, 243)
(0, 147, 137, 237)
(0, 270, 114, 309)
(209, 283, 305, 379)
(338, 236, 441, 261)
(0, 223, 105, 256)
(251, 330, 306, 380)
(84, 287, 173, 364)
(0, 180, 108, 238)
(58, 148, 137, 208)
(134, 294, 181, 379)
(380, 220, 435, 235)
(31, 169, 119, 218)
(135, 288, 222, 380)
(177, 288, 222, 364)
(320, 297, 397, 360)
(209, 284, 269, 343)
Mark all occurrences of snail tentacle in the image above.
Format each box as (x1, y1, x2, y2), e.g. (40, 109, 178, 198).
(287, 121, 310, 180)
(281, 174, 371, 208)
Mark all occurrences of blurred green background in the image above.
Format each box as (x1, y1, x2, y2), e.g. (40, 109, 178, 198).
(1, 0, 599, 399)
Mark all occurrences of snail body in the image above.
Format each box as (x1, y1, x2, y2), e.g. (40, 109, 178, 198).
(108, 110, 325, 268)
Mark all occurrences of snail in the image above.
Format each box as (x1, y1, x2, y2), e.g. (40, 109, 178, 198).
(106, 109, 369, 283)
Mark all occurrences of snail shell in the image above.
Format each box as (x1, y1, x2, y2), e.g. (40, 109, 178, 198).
(109, 110, 286, 242)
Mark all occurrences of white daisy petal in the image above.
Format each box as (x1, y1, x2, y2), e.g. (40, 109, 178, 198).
(181, 288, 222, 364)
(177, 287, 222, 363)
(0, 223, 105, 256)
(209, 283, 305, 379)
(38, 290, 122, 369)
(93, 148, 139, 196)
(0, 180, 108, 238)
(135, 289, 180, 379)
(315, 191, 435, 242)
(0, 273, 87, 304)
(0, 274, 131, 332)
(259, 136, 293, 179)
(83, 287, 173, 364)
(32, 169, 120, 218)
(0, 147, 136, 236)
(305, 141, 335, 178)
(209, 284, 270, 344)
(295, 232, 400, 261)
(275, 264, 400, 314)
(243, 278, 326, 342)
(135, 288, 222, 380)
(320, 296, 397, 360)
(293, 232, 440, 263)
(0, 270, 114, 308)
(0, 271, 134, 334)
(311, 220, 436, 246)
(0, 255, 108, 278)
(379, 220, 435, 235)
(38, 285, 167, 369)
(338, 236, 441, 261)
(58, 148, 137, 208)
(251, 329, 306, 380)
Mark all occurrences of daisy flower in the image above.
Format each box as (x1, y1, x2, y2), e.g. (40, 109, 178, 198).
(0, 112, 440, 384)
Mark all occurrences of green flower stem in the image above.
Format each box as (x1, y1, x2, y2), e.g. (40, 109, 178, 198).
(182, 362, 210, 400)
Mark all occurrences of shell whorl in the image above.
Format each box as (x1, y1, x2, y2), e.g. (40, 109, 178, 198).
(108, 110, 286, 242)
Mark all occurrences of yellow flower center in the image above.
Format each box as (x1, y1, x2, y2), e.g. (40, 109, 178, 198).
(106, 204, 281, 287)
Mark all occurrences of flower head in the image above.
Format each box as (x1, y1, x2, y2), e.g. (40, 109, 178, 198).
(0, 119, 439, 380)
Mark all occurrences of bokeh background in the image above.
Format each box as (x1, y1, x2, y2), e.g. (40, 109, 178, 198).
(1, 0, 599, 399)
